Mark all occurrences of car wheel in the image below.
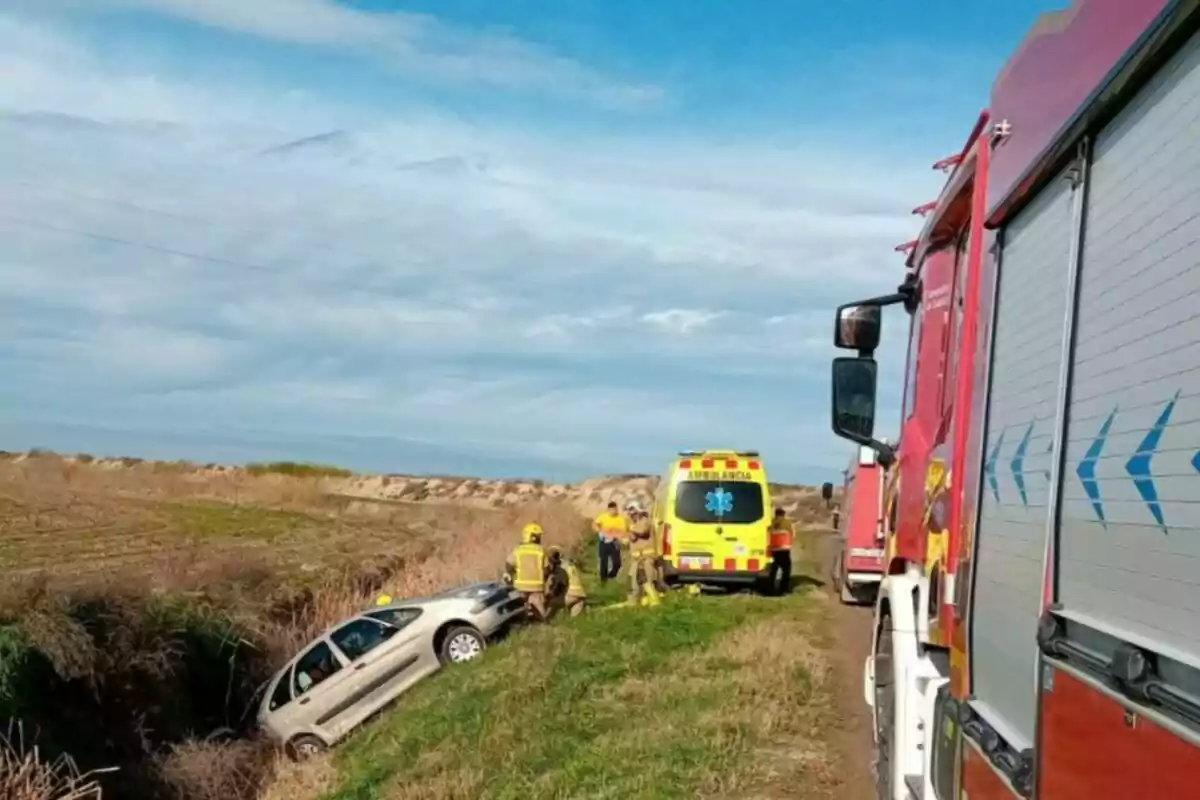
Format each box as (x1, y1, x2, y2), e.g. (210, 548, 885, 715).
(439, 626, 486, 665)
(286, 734, 327, 762)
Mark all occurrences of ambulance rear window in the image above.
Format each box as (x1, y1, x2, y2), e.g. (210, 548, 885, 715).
(674, 481, 764, 524)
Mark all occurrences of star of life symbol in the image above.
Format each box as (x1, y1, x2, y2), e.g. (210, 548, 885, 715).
(705, 487, 734, 516)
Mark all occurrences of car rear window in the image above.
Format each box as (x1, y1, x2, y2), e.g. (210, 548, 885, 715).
(268, 672, 293, 711)
(674, 480, 764, 524)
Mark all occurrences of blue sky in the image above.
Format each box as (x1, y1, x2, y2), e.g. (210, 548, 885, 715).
(0, 0, 1057, 482)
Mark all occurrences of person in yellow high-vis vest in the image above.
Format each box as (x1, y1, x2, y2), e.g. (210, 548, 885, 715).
(506, 522, 548, 620)
(593, 501, 628, 583)
(627, 503, 661, 607)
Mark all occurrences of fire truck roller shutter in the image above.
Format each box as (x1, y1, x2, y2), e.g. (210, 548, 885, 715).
(1057, 27, 1200, 678)
(973, 164, 1076, 749)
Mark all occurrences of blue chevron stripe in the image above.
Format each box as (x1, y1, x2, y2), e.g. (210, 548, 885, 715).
(1077, 407, 1116, 526)
(1124, 392, 1179, 532)
(1010, 422, 1034, 507)
(1193, 448, 1200, 474)
(985, 429, 1005, 504)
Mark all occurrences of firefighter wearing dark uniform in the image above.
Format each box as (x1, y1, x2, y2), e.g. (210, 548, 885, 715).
(507, 522, 548, 620)
(768, 507, 795, 595)
(545, 546, 587, 618)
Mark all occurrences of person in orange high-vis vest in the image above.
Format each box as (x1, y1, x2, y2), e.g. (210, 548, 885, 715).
(768, 507, 795, 595)
(506, 522, 548, 620)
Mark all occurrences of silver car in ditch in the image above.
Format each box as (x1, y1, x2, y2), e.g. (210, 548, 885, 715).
(258, 580, 526, 758)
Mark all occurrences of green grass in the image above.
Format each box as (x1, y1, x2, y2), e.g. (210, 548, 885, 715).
(246, 461, 354, 479)
(323, 544, 836, 800)
(159, 501, 321, 541)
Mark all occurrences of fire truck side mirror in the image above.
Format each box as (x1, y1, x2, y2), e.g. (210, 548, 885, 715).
(834, 303, 881, 353)
(820, 481, 834, 503)
(831, 357, 896, 469)
(831, 356, 878, 439)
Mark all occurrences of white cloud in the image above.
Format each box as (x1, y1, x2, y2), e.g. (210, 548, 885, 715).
(641, 309, 723, 335)
(0, 12, 939, 480)
(27, 1, 662, 109)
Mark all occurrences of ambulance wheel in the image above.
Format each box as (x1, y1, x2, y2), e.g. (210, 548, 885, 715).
(873, 614, 894, 800)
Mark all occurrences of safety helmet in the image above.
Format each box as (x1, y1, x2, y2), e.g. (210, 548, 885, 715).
(521, 522, 544, 543)
(375, 593, 393, 606)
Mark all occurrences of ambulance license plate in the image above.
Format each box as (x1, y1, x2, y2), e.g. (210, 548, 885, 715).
(682, 556, 711, 569)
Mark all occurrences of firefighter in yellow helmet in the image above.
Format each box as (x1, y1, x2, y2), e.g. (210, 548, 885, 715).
(626, 502, 661, 607)
(546, 546, 587, 617)
(506, 522, 548, 621)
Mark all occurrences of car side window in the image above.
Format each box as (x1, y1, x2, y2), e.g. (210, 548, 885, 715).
(268, 671, 294, 711)
(292, 641, 342, 697)
(367, 607, 423, 630)
(331, 618, 395, 662)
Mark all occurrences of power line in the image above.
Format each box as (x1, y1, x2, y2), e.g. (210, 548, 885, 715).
(2, 178, 431, 271)
(0, 209, 486, 317)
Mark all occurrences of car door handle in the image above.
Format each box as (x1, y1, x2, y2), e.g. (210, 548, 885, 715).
(299, 697, 311, 705)
(354, 662, 367, 671)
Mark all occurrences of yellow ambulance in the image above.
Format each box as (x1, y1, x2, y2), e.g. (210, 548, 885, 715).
(652, 449, 774, 588)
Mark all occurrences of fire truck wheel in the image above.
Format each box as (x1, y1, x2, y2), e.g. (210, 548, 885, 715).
(840, 579, 856, 604)
(873, 614, 894, 800)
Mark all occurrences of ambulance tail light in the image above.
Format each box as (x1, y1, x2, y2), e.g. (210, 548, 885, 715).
(701, 459, 714, 468)
(725, 459, 738, 468)
(748, 460, 760, 470)
(661, 523, 672, 556)
(679, 459, 692, 469)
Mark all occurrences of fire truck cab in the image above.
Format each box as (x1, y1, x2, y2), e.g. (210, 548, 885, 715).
(828, 3, 1200, 798)
(832, 444, 887, 606)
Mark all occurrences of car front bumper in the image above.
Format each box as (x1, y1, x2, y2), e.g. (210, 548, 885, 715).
(471, 589, 528, 635)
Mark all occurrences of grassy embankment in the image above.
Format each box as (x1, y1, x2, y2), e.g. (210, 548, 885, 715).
(320, 536, 842, 800)
(0, 452, 843, 800)
(0, 452, 583, 799)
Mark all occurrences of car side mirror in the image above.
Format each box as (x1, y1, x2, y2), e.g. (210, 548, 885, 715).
(834, 303, 882, 353)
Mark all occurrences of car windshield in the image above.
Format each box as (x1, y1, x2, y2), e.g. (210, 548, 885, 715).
(674, 480, 764, 524)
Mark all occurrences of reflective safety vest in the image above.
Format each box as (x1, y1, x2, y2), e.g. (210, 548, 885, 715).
(769, 521, 795, 552)
(594, 512, 628, 542)
(629, 518, 655, 556)
(512, 543, 546, 592)
(565, 562, 586, 598)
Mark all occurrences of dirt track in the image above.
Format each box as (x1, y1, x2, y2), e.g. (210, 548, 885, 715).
(816, 531, 877, 800)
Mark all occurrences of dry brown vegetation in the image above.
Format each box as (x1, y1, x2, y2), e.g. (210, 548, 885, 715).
(0, 723, 110, 800)
(0, 451, 586, 799)
(0, 450, 836, 800)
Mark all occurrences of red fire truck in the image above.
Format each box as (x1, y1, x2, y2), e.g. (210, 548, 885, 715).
(828, 3, 1200, 798)
(831, 444, 888, 605)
